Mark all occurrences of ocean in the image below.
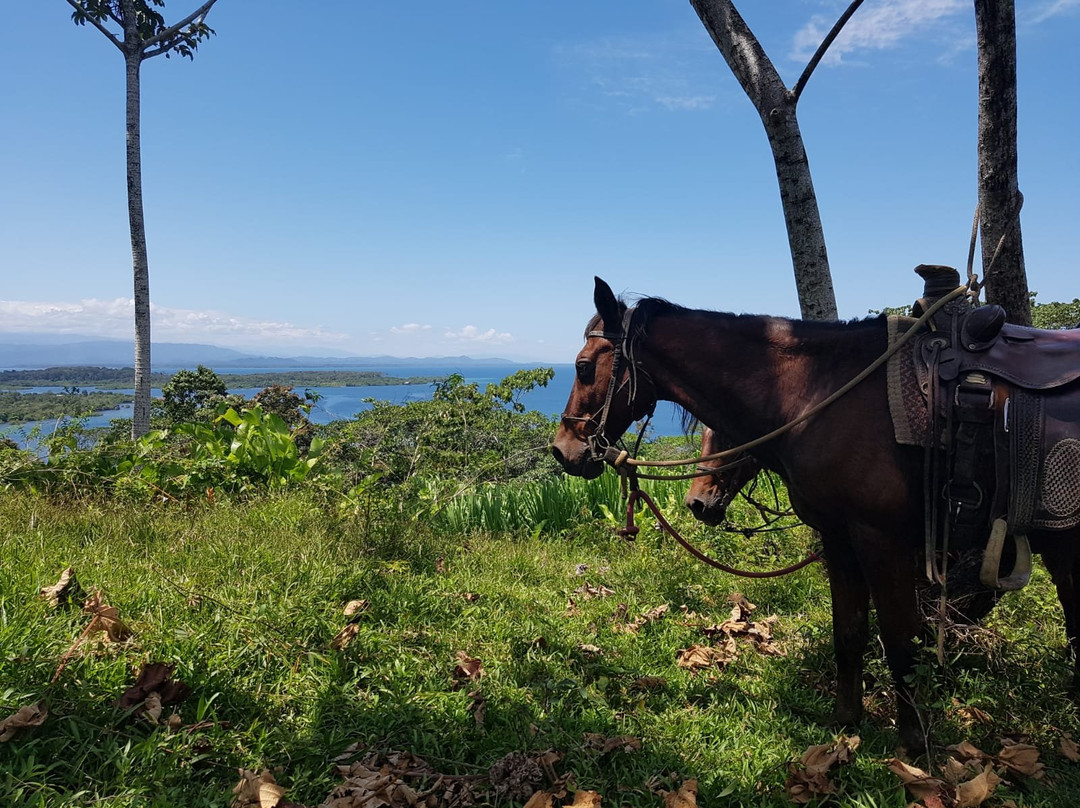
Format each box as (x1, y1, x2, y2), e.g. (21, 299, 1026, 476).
(1, 363, 687, 442)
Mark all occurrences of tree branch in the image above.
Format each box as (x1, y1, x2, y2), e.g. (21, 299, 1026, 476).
(142, 0, 219, 50)
(64, 0, 124, 52)
(792, 0, 865, 102)
(690, 0, 786, 113)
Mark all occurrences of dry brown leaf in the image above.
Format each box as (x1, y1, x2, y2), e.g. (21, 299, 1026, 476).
(785, 768, 835, 804)
(951, 699, 993, 727)
(83, 590, 133, 643)
(955, 765, 1002, 808)
(583, 733, 642, 754)
(342, 600, 369, 618)
(567, 790, 603, 808)
(573, 582, 615, 600)
(40, 567, 82, 608)
(887, 758, 952, 803)
(452, 652, 483, 685)
(947, 741, 988, 762)
(616, 603, 670, 633)
(578, 643, 602, 657)
(467, 689, 486, 727)
(330, 623, 360, 651)
(114, 662, 191, 724)
(1061, 733, 1080, 762)
(943, 757, 975, 785)
(663, 778, 698, 808)
(676, 639, 736, 670)
(522, 792, 555, 808)
(994, 742, 1044, 779)
(785, 736, 858, 803)
(0, 701, 48, 742)
(231, 768, 286, 808)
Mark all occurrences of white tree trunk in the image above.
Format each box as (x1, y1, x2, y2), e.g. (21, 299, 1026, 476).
(974, 0, 1030, 325)
(691, 0, 837, 322)
(124, 45, 152, 438)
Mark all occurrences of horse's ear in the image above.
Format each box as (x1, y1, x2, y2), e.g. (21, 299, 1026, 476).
(593, 277, 621, 329)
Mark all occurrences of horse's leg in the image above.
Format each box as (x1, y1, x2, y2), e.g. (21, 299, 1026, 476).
(823, 533, 870, 727)
(852, 525, 925, 753)
(1039, 533, 1080, 689)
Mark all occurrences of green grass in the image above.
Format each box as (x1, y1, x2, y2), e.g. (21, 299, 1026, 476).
(2, 489, 1080, 806)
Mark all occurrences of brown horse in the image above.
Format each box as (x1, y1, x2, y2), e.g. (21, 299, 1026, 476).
(552, 277, 1080, 752)
(684, 425, 761, 526)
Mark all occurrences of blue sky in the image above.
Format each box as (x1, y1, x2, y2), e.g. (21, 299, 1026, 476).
(1, 0, 1077, 362)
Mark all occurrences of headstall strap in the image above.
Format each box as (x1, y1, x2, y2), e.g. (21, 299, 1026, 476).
(586, 306, 640, 463)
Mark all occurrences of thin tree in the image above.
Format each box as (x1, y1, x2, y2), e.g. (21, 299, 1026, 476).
(66, 0, 219, 437)
(689, 0, 867, 323)
(974, 0, 1031, 325)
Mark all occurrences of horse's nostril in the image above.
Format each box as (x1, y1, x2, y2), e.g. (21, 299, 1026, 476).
(551, 445, 565, 465)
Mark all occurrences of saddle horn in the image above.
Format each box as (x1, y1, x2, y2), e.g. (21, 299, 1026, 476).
(979, 518, 1032, 591)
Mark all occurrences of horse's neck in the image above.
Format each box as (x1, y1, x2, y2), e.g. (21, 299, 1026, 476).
(645, 312, 865, 445)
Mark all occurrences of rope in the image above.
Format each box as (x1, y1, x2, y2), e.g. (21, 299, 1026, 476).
(619, 489, 821, 578)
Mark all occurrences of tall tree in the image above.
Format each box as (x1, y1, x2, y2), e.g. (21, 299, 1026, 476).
(974, 0, 1031, 324)
(689, 0, 867, 322)
(66, 0, 219, 437)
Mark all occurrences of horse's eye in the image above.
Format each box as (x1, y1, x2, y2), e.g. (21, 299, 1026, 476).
(575, 360, 594, 382)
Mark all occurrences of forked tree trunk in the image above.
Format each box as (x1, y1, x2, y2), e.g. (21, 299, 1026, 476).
(690, 0, 838, 322)
(974, 0, 1031, 325)
(124, 40, 152, 438)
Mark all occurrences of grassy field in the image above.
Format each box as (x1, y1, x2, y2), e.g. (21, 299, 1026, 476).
(2, 488, 1080, 807)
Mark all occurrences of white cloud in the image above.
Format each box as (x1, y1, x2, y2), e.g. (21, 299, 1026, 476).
(1028, 0, 1080, 23)
(442, 325, 514, 344)
(558, 33, 716, 113)
(791, 0, 968, 64)
(0, 298, 348, 345)
(390, 323, 432, 334)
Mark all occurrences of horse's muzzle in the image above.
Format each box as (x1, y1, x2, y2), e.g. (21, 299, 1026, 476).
(550, 439, 605, 479)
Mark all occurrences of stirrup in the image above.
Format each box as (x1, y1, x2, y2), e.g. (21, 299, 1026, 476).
(979, 518, 1032, 591)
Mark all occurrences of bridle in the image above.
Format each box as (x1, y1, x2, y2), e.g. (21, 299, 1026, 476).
(560, 305, 656, 464)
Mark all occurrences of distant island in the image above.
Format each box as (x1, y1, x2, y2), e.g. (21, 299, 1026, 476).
(0, 366, 447, 424)
(0, 366, 442, 390)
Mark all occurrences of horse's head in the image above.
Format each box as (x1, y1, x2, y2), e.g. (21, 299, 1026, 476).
(551, 277, 657, 478)
(684, 426, 761, 526)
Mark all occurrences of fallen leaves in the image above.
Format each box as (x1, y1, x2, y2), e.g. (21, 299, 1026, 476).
(83, 590, 134, 643)
(582, 733, 643, 754)
(0, 701, 48, 742)
(232, 769, 288, 808)
(452, 651, 483, 685)
(614, 603, 670, 634)
(40, 567, 83, 608)
(785, 735, 859, 804)
(114, 662, 192, 724)
(662, 779, 698, 808)
(675, 642, 735, 671)
(890, 738, 1047, 807)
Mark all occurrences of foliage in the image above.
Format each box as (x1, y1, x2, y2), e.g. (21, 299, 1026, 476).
(69, 0, 216, 60)
(1031, 292, 1080, 330)
(158, 365, 229, 423)
(0, 403, 326, 499)
(325, 369, 559, 489)
(0, 390, 128, 424)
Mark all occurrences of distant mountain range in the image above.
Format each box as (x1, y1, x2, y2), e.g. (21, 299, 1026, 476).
(0, 333, 520, 370)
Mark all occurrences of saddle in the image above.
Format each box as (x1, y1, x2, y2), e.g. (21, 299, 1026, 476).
(904, 265, 1080, 591)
